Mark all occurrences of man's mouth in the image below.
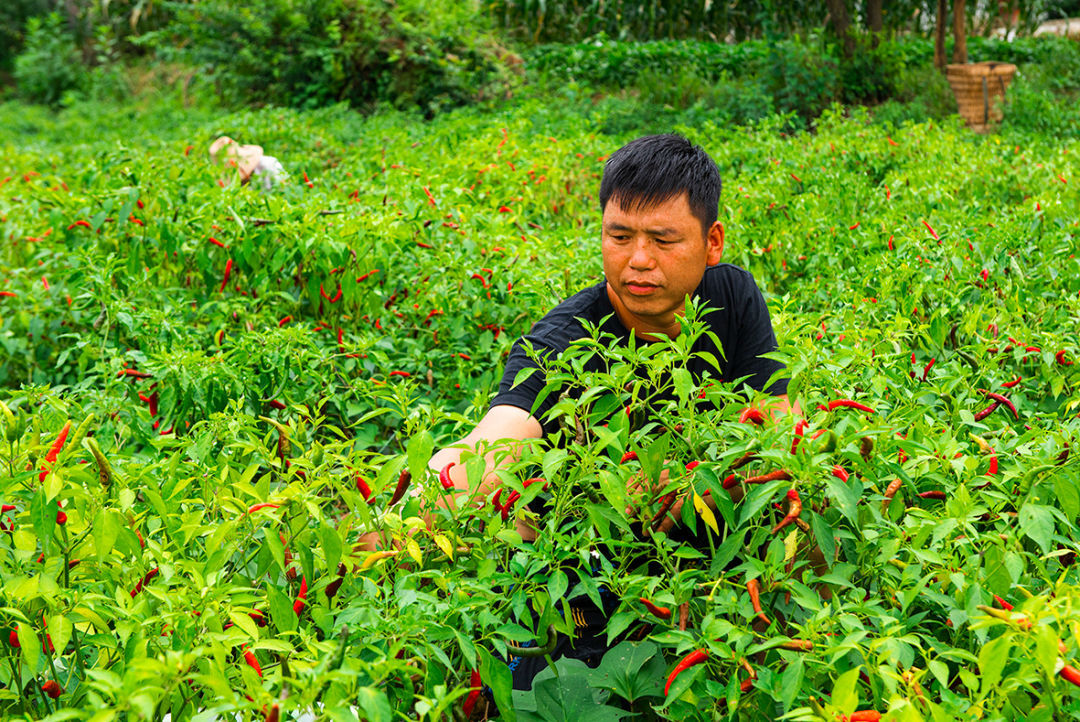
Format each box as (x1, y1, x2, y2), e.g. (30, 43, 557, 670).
(626, 281, 659, 295)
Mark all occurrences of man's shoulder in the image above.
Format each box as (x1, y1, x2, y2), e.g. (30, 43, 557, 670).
(697, 263, 759, 307)
(520, 279, 609, 351)
(702, 262, 756, 288)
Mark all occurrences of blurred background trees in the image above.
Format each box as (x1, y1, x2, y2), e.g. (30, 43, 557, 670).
(2, 0, 1079, 133)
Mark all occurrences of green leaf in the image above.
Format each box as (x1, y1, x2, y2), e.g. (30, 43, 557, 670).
(587, 641, 665, 702)
(978, 634, 1011, 697)
(31, 487, 56, 556)
(830, 667, 860, 711)
(319, 521, 342, 577)
(266, 584, 295, 633)
(1054, 476, 1079, 521)
(92, 509, 121, 563)
(548, 569, 568, 604)
(823, 474, 861, 527)
(1018, 503, 1054, 554)
(355, 686, 393, 722)
(809, 511, 835, 570)
(479, 647, 516, 722)
(17, 621, 39, 671)
(406, 430, 435, 484)
(778, 655, 804, 711)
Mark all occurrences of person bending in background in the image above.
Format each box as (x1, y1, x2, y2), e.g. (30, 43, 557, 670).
(208, 136, 286, 190)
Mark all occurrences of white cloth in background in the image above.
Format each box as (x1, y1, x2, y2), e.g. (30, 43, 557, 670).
(251, 155, 286, 190)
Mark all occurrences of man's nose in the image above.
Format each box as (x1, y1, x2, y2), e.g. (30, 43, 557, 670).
(628, 238, 655, 269)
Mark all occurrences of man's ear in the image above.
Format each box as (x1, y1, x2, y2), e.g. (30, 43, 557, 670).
(706, 221, 724, 265)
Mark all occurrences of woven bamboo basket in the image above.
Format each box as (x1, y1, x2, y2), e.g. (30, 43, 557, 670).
(945, 61, 1018, 133)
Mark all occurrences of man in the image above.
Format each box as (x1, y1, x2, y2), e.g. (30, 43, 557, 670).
(417, 134, 794, 690)
(428, 134, 791, 527)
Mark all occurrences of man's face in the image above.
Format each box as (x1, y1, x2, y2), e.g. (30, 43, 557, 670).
(601, 192, 724, 338)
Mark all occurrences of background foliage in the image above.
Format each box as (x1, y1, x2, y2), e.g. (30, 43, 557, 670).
(2, 85, 1080, 718)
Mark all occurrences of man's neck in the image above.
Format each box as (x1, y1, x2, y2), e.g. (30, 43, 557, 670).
(605, 283, 682, 341)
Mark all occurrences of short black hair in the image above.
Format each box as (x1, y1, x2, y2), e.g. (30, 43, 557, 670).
(599, 134, 721, 236)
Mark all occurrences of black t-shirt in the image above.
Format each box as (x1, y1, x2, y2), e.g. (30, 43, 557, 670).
(492, 263, 788, 432)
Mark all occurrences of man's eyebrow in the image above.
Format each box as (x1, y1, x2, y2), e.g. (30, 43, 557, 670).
(604, 221, 681, 236)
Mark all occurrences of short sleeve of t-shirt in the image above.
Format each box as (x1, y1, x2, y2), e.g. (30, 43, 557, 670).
(492, 285, 606, 430)
(492, 265, 787, 429)
(698, 265, 788, 397)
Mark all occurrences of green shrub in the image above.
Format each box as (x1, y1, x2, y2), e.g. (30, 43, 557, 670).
(758, 37, 839, 127)
(162, 0, 519, 115)
(0, 0, 49, 73)
(1002, 70, 1080, 137)
(13, 13, 87, 107)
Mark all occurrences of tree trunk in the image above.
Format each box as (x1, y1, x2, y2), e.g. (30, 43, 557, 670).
(934, 0, 948, 71)
(953, 0, 968, 64)
(867, 0, 884, 48)
(826, 0, 855, 58)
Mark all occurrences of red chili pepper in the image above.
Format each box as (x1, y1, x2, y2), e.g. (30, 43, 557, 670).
(922, 220, 939, 240)
(67, 220, 92, 230)
(639, 597, 672, 620)
(849, 712, 882, 722)
(439, 463, 455, 490)
(1057, 350, 1073, 366)
(41, 680, 63, 699)
(243, 649, 263, 677)
(974, 401, 1000, 421)
(791, 419, 807, 454)
(461, 669, 482, 717)
(743, 470, 792, 485)
(746, 578, 770, 626)
(293, 576, 308, 616)
(500, 491, 522, 521)
(1001, 376, 1022, 388)
(422, 185, 437, 207)
(828, 399, 875, 413)
(980, 390, 1018, 419)
(208, 236, 226, 248)
(921, 357, 935, 381)
(993, 594, 1013, 611)
(988, 449, 998, 475)
(498, 205, 511, 213)
(278, 316, 292, 327)
(831, 464, 850, 482)
(738, 658, 756, 692)
(664, 649, 709, 696)
(302, 171, 314, 188)
(1060, 664, 1080, 687)
(55, 500, 67, 526)
(337, 327, 344, 348)
(39, 421, 71, 481)
(685, 460, 700, 471)
(770, 489, 802, 534)
(356, 269, 380, 282)
(620, 451, 638, 463)
(219, 259, 233, 292)
(356, 476, 372, 501)
(265, 703, 280, 722)
(389, 370, 411, 378)
(790, 172, 802, 182)
(918, 490, 946, 500)
(117, 368, 153, 380)
(739, 407, 765, 425)
(247, 502, 281, 514)
(130, 567, 159, 597)
(389, 469, 412, 505)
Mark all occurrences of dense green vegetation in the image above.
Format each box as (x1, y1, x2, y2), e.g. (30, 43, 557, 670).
(1, 85, 1079, 720)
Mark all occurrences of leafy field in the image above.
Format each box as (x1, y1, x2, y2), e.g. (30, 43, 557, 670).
(1, 97, 1079, 721)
